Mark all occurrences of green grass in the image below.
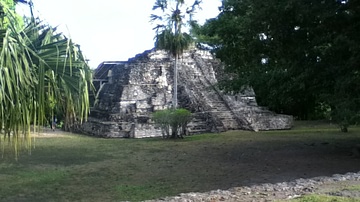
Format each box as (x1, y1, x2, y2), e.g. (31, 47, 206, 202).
(0, 122, 359, 201)
(285, 178, 360, 202)
(347, 185, 360, 191)
(290, 194, 360, 202)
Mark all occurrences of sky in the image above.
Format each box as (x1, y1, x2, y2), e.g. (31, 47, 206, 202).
(17, 0, 221, 68)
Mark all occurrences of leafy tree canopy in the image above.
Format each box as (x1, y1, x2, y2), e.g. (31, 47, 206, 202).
(194, 0, 360, 127)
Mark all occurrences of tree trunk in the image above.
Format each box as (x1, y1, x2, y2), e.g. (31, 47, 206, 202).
(340, 125, 348, 132)
(173, 56, 178, 109)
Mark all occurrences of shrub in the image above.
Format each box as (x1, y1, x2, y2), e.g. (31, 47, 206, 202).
(153, 109, 171, 138)
(332, 101, 360, 132)
(153, 108, 192, 139)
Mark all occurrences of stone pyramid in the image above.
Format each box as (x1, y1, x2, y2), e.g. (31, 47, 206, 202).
(79, 49, 293, 138)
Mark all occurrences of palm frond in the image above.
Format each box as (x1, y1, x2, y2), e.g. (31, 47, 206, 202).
(150, 14, 163, 22)
(155, 28, 193, 57)
(0, 1, 93, 158)
(14, 0, 29, 4)
(152, 0, 167, 11)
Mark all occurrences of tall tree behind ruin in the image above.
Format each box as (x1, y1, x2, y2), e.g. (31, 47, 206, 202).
(193, 0, 360, 130)
(151, 0, 201, 108)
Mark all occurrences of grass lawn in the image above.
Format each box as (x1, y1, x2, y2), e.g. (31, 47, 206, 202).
(289, 194, 360, 202)
(0, 121, 359, 201)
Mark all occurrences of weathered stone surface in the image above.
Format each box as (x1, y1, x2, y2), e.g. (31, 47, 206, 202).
(79, 48, 293, 138)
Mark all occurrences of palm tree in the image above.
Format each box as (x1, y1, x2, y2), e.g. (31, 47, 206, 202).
(0, 0, 92, 158)
(151, 0, 201, 109)
(23, 21, 93, 132)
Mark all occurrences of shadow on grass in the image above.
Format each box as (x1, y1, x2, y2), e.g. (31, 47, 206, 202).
(189, 133, 360, 189)
(0, 125, 359, 201)
(113, 129, 360, 200)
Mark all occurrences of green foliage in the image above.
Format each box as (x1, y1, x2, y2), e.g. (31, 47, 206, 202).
(22, 21, 93, 131)
(155, 28, 193, 57)
(153, 109, 171, 138)
(0, 0, 24, 29)
(194, 0, 360, 126)
(0, 1, 93, 158)
(153, 108, 192, 138)
(151, 0, 201, 56)
(151, 0, 201, 108)
(332, 101, 360, 132)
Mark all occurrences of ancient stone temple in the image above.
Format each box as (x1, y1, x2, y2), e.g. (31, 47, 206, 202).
(79, 48, 293, 138)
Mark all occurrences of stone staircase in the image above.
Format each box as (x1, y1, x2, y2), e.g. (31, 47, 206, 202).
(178, 51, 251, 132)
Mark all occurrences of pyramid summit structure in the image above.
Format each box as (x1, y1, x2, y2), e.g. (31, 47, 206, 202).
(80, 49, 293, 138)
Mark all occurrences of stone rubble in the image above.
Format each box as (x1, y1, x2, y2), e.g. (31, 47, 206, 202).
(145, 172, 360, 202)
